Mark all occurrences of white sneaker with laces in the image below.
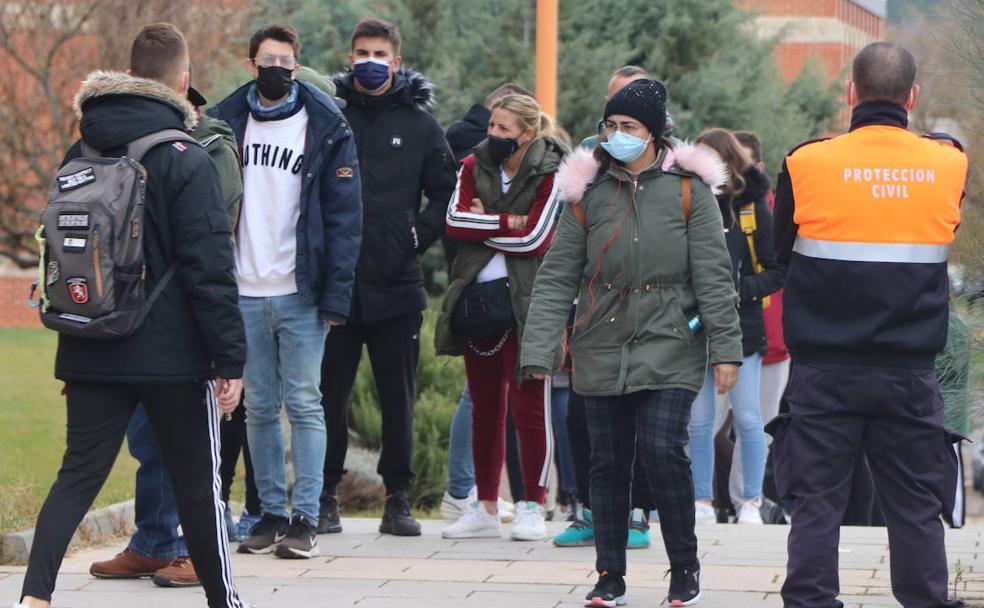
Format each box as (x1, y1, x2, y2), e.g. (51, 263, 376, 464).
(510, 501, 547, 541)
(441, 502, 501, 538)
(695, 501, 717, 525)
(737, 498, 764, 525)
(440, 487, 478, 521)
(498, 498, 516, 523)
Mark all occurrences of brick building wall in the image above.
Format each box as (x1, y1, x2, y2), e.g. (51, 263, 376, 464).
(0, 269, 42, 329)
(740, 0, 887, 82)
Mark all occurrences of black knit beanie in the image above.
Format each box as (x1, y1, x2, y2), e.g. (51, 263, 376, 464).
(603, 79, 668, 140)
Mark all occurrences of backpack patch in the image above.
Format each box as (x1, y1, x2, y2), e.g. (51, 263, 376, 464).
(66, 278, 89, 304)
(57, 167, 95, 191)
(36, 129, 196, 338)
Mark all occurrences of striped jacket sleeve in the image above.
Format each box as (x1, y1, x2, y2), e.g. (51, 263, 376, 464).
(484, 174, 559, 257)
(445, 155, 510, 241)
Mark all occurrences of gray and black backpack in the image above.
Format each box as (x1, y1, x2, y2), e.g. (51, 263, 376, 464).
(33, 129, 198, 338)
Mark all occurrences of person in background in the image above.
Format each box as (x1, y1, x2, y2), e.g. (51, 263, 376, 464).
(521, 79, 742, 607)
(437, 93, 567, 542)
(440, 83, 535, 525)
(727, 129, 790, 516)
(770, 42, 967, 607)
(16, 23, 246, 608)
(579, 66, 648, 150)
(210, 23, 362, 559)
(688, 128, 784, 526)
(321, 18, 457, 537)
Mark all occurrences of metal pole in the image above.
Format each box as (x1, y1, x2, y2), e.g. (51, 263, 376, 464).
(535, 0, 558, 118)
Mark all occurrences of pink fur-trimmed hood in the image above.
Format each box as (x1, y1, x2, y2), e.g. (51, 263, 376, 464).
(555, 146, 599, 204)
(555, 139, 729, 202)
(660, 139, 729, 195)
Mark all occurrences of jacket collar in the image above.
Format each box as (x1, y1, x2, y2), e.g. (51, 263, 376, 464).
(332, 69, 435, 112)
(849, 100, 908, 132)
(73, 70, 197, 130)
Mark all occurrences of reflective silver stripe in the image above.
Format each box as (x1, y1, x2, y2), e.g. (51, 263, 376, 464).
(793, 236, 950, 263)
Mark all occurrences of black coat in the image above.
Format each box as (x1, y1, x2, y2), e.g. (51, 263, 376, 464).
(55, 72, 245, 382)
(722, 167, 786, 357)
(333, 70, 457, 324)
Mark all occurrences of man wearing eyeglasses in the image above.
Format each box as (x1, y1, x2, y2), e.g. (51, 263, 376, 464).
(209, 23, 362, 560)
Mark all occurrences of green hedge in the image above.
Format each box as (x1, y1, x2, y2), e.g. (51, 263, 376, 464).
(347, 304, 466, 509)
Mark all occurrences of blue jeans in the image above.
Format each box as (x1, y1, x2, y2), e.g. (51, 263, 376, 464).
(689, 353, 766, 502)
(446, 386, 475, 498)
(240, 294, 328, 522)
(551, 385, 577, 495)
(126, 404, 187, 558)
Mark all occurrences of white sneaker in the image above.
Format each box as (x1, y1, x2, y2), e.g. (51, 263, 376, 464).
(441, 502, 501, 538)
(510, 501, 547, 541)
(737, 498, 764, 525)
(695, 501, 716, 525)
(440, 487, 478, 521)
(498, 498, 516, 523)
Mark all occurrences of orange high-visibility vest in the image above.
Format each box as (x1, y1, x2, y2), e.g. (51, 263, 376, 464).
(786, 126, 966, 264)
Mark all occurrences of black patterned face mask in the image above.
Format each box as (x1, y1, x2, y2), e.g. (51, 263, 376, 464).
(487, 134, 520, 163)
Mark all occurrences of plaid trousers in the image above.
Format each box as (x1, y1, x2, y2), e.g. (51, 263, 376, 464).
(584, 388, 699, 576)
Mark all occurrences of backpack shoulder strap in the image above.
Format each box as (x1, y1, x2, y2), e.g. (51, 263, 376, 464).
(739, 202, 762, 271)
(126, 129, 198, 163)
(570, 200, 588, 230)
(680, 176, 692, 224)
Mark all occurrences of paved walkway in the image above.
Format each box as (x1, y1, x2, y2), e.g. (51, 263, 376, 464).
(2, 518, 982, 607)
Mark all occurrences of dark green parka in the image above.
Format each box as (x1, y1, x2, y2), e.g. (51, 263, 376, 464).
(520, 142, 743, 396)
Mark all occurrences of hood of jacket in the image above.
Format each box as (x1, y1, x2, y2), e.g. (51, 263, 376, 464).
(208, 79, 346, 137)
(73, 71, 197, 152)
(733, 165, 771, 208)
(194, 113, 234, 140)
(472, 135, 568, 183)
(332, 69, 435, 112)
(555, 138, 728, 204)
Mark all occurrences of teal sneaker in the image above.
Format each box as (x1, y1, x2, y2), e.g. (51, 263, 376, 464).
(627, 508, 651, 549)
(552, 504, 594, 547)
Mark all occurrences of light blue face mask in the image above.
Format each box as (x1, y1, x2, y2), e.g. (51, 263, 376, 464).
(601, 131, 652, 163)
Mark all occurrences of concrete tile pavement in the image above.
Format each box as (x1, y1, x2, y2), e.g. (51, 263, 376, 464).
(1, 518, 980, 607)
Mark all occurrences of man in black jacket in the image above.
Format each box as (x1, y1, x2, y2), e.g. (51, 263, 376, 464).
(17, 24, 246, 608)
(321, 17, 457, 536)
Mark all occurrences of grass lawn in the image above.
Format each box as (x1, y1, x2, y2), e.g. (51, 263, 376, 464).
(0, 328, 138, 544)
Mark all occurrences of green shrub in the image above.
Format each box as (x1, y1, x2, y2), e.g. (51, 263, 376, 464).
(347, 303, 467, 508)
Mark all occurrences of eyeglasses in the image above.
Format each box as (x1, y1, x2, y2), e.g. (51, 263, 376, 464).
(253, 53, 298, 69)
(601, 120, 645, 137)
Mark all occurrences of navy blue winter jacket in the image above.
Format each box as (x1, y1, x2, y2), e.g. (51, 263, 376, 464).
(209, 81, 362, 322)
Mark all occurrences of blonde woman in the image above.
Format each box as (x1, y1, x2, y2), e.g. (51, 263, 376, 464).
(436, 94, 567, 541)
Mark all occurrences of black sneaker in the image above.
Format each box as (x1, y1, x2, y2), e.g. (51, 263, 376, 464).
(379, 491, 422, 536)
(274, 514, 320, 559)
(317, 495, 342, 534)
(584, 571, 627, 607)
(237, 513, 288, 554)
(666, 561, 702, 607)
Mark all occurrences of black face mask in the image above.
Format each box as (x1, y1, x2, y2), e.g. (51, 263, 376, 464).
(255, 65, 292, 101)
(487, 135, 520, 163)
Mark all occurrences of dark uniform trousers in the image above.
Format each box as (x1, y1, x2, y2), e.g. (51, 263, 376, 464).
(769, 362, 964, 608)
(321, 313, 421, 495)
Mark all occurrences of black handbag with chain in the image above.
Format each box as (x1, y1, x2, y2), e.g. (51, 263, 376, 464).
(450, 277, 515, 339)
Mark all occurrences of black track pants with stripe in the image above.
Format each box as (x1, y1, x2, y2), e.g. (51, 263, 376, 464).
(21, 381, 244, 608)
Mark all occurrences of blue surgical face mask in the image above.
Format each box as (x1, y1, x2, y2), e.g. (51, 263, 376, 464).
(601, 131, 652, 163)
(353, 58, 391, 91)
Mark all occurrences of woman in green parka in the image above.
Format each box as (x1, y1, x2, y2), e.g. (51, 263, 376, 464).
(519, 80, 743, 608)
(436, 94, 568, 543)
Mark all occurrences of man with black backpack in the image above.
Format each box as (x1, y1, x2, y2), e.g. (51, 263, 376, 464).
(17, 23, 246, 608)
